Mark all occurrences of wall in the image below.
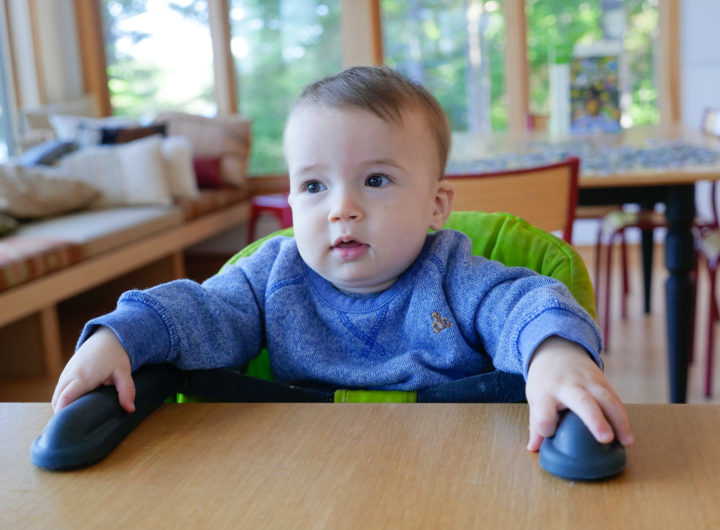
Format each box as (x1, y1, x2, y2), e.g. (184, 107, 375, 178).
(681, 0, 720, 128)
(681, 0, 720, 220)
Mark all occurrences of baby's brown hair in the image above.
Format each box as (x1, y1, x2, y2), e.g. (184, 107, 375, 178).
(289, 66, 451, 177)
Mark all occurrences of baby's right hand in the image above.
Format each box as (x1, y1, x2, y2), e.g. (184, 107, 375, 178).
(52, 327, 135, 413)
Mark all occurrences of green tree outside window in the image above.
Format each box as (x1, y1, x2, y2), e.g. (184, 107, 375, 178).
(230, 0, 342, 175)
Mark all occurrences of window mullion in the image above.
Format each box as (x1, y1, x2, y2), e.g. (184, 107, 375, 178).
(208, 0, 237, 115)
(504, 0, 529, 133)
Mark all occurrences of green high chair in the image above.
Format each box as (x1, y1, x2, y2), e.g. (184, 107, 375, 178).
(31, 210, 597, 470)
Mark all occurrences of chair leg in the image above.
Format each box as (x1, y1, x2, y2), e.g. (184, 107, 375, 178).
(620, 230, 629, 319)
(594, 222, 606, 319)
(705, 263, 718, 397)
(690, 252, 700, 365)
(603, 232, 617, 348)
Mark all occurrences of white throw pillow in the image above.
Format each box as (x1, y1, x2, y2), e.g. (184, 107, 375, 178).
(161, 136, 199, 199)
(53, 135, 172, 207)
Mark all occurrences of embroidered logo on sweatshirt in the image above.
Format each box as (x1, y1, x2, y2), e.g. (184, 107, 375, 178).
(431, 311, 453, 333)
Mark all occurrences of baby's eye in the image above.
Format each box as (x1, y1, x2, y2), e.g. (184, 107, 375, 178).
(365, 174, 390, 188)
(302, 180, 326, 194)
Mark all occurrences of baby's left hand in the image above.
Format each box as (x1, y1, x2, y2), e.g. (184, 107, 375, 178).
(525, 336, 634, 452)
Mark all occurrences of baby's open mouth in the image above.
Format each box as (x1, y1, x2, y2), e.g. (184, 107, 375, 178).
(331, 238, 369, 260)
(331, 236, 368, 249)
(333, 240, 364, 249)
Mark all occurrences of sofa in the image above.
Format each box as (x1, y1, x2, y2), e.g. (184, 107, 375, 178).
(0, 110, 255, 398)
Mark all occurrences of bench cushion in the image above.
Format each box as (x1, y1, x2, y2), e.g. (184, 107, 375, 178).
(177, 188, 247, 220)
(0, 237, 83, 292)
(14, 206, 184, 258)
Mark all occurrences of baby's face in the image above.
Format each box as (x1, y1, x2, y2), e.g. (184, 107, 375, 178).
(285, 105, 453, 293)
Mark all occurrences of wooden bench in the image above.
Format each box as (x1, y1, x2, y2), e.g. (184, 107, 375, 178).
(0, 190, 250, 396)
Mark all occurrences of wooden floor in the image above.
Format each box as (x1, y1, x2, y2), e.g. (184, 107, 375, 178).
(1, 243, 719, 405)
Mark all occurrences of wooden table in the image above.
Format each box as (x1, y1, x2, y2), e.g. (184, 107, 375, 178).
(3, 402, 720, 528)
(451, 125, 720, 403)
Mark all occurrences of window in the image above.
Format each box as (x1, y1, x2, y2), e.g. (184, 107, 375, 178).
(381, 0, 506, 133)
(101, 0, 216, 119)
(0, 4, 13, 161)
(526, 0, 659, 129)
(0, 78, 10, 162)
(230, 0, 342, 174)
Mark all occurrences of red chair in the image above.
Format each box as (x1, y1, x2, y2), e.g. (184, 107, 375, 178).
(248, 193, 293, 242)
(692, 107, 720, 396)
(594, 206, 667, 347)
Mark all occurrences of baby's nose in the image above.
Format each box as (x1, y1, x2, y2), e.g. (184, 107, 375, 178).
(328, 192, 363, 222)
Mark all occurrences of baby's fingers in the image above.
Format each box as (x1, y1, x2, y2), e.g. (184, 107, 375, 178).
(113, 370, 136, 413)
(51, 378, 71, 411)
(558, 386, 616, 444)
(53, 379, 87, 412)
(592, 387, 634, 446)
(527, 425, 545, 452)
(526, 390, 562, 449)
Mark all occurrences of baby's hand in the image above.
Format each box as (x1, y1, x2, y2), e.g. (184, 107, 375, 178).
(52, 327, 135, 413)
(525, 336, 634, 452)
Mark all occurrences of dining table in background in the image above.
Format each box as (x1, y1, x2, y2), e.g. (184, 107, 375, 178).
(3, 402, 720, 528)
(449, 124, 720, 403)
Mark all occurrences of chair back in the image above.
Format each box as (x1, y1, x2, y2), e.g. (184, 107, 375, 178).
(446, 157, 580, 242)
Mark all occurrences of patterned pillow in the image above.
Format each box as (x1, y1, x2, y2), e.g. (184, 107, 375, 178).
(49, 114, 138, 146)
(100, 124, 167, 145)
(53, 135, 173, 207)
(17, 139, 78, 166)
(0, 164, 100, 219)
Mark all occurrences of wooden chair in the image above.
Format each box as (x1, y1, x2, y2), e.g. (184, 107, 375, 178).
(446, 157, 580, 243)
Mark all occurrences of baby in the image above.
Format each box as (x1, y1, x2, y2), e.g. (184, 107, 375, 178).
(53, 66, 633, 452)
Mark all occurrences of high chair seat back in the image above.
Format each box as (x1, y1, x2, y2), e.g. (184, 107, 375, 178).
(227, 210, 596, 398)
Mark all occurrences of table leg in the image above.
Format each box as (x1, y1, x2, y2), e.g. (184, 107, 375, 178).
(641, 229, 654, 313)
(664, 185, 696, 403)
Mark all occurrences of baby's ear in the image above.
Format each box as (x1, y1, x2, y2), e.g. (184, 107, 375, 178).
(430, 179, 454, 230)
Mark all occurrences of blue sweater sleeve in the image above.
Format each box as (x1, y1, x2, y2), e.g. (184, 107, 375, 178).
(77, 238, 291, 371)
(439, 234, 602, 378)
(473, 268, 602, 377)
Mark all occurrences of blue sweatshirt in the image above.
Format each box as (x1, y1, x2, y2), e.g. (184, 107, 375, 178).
(79, 230, 602, 391)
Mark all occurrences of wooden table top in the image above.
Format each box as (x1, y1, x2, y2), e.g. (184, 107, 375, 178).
(450, 125, 720, 188)
(2, 403, 720, 529)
